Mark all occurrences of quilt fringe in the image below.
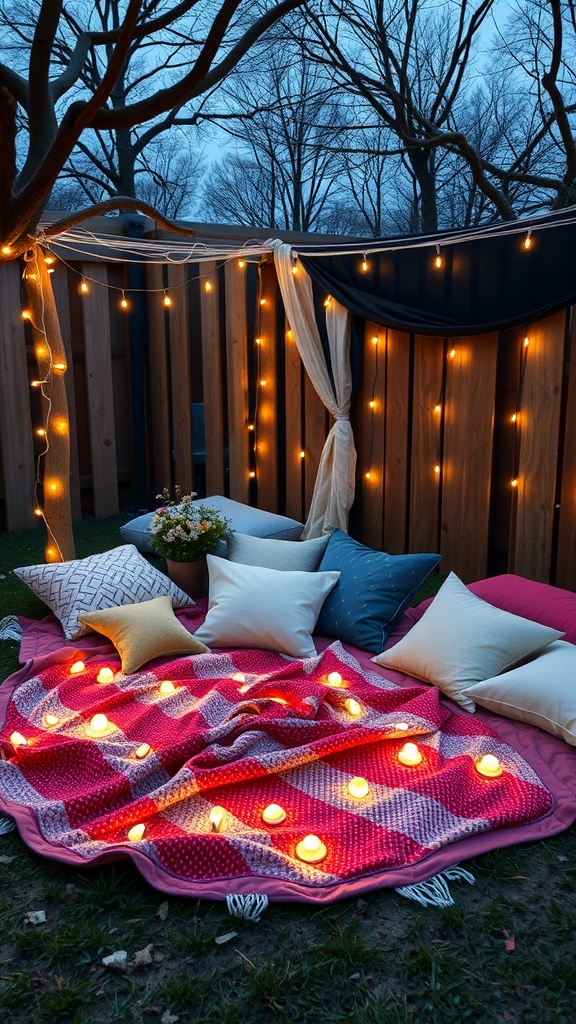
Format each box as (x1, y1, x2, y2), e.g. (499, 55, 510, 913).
(226, 893, 269, 922)
(0, 616, 23, 642)
(395, 865, 475, 908)
(0, 816, 16, 837)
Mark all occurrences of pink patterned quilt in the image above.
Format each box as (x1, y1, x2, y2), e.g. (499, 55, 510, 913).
(0, 637, 557, 900)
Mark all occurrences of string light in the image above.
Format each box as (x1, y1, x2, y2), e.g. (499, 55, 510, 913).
(523, 229, 533, 250)
(255, 337, 262, 345)
(259, 378, 267, 387)
(299, 449, 305, 459)
(21, 309, 32, 320)
(1, 245, 11, 255)
(30, 379, 42, 388)
(324, 295, 332, 308)
(434, 463, 441, 476)
(365, 471, 372, 480)
(53, 361, 66, 372)
(204, 278, 212, 292)
(448, 347, 456, 360)
(35, 427, 46, 438)
(238, 259, 246, 268)
(34, 506, 43, 517)
(260, 297, 266, 306)
(361, 253, 369, 272)
(369, 399, 375, 409)
(79, 278, 89, 294)
(291, 257, 298, 275)
(163, 292, 172, 308)
(434, 403, 442, 414)
(120, 291, 129, 310)
(249, 470, 256, 478)
(247, 423, 255, 432)
(511, 477, 519, 488)
(434, 244, 444, 269)
(523, 335, 530, 348)
(44, 255, 55, 265)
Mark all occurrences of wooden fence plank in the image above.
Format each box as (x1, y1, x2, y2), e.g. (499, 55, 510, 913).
(167, 264, 193, 495)
(224, 262, 249, 503)
(81, 262, 119, 516)
(52, 270, 82, 521)
(359, 323, 385, 549)
(303, 373, 328, 515)
(441, 333, 498, 581)
(146, 264, 171, 496)
(0, 262, 36, 529)
(383, 329, 411, 553)
(200, 260, 225, 497)
(255, 263, 278, 511)
(409, 335, 444, 554)
(284, 323, 304, 523)
(556, 315, 576, 591)
(513, 311, 566, 582)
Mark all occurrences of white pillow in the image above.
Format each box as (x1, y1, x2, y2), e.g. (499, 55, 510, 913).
(13, 544, 194, 640)
(194, 554, 340, 659)
(463, 641, 576, 744)
(372, 572, 563, 711)
(227, 531, 329, 572)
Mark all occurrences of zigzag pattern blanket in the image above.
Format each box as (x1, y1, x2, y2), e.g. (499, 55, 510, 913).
(0, 641, 553, 897)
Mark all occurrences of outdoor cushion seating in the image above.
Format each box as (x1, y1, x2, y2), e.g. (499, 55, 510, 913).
(119, 495, 304, 556)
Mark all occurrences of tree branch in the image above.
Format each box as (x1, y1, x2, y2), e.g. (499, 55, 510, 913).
(43, 196, 198, 237)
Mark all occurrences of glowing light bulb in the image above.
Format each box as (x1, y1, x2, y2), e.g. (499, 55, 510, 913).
(434, 403, 442, 414)
(361, 257, 369, 272)
(369, 400, 375, 409)
(88, 713, 110, 735)
(347, 777, 369, 799)
(448, 347, 456, 360)
(204, 279, 212, 292)
(365, 471, 372, 480)
(344, 697, 362, 717)
(255, 337, 262, 345)
(291, 263, 298, 275)
(247, 423, 255, 431)
(34, 507, 43, 517)
(159, 680, 176, 695)
(398, 742, 423, 766)
(476, 754, 503, 777)
(47, 266, 55, 274)
(259, 378, 267, 387)
(249, 470, 256, 479)
(209, 806, 226, 833)
(53, 361, 66, 372)
(524, 233, 532, 250)
(260, 298, 266, 306)
(511, 477, 519, 488)
(238, 259, 246, 268)
(524, 336, 530, 348)
(36, 428, 46, 438)
(1, 245, 11, 255)
(262, 803, 286, 824)
(299, 450, 305, 459)
(232, 673, 246, 684)
(44, 713, 60, 727)
(434, 463, 441, 475)
(45, 546, 59, 562)
(70, 660, 85, 675)
(30, 380, 42, 388)
(21, 310, 31, 321)
(44, 255, 55, 265)
(134, 742, 151, 759)
(127, 823, 146, 842)
(80, 279, 89, 294)
(10, 731, 28, 748)
(323, 296, 331, 308)
(120, 293, 129, 310)
(372, 335, 378, 345)
(511, 412, 518, 423)
(435, 254, 443, 269)
(296, 834, 327, 863)
(326, 671, 343, 687)
(163, 293, 172, 307)
(96, 667, 115, 684)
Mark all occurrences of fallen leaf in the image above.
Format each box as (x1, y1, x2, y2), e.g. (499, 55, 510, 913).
(133, 943, 154, 968)
(215, 931, 238, 945)
(102, 950, 128, 970)
(24, 910, 46, 926)
(157, 901, 169, 921)
(0, 855, 15, 865)
(503, 930, 516, 953)
(160, 1012, 179, 1024)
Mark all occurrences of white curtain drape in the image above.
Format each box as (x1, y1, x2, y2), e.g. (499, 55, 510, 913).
(272, 240, 356, 538)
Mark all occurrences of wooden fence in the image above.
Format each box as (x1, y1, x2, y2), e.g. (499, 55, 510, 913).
(0, 224, 574, 591)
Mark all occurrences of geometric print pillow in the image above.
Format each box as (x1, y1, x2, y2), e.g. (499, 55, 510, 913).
(13, 544, 194, 640)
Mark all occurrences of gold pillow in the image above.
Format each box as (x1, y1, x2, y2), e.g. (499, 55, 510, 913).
(79, 595, 209, 674)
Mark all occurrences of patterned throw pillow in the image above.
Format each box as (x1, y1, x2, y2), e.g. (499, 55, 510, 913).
(13, 544, 194, 640)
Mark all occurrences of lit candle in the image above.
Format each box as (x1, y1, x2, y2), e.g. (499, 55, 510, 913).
(70, 660, 85, 675)
(10, 731, 28, 748)
(326, 672, 343, 687)
(134, 743, 151, 759)
(231, 673, 246, 684)
(398, 742, 423, 766)
(127, 823, 146, 842)
(476, 754, 503, 778)
(347, 777, 369, 799)
(344, 698, 362, 717)
(262, 803, 286, 825)
(159, 680, 176, 695)
(96, 667, 114, 683)
(88, 713, 111, 736)
(209, 806, 226, 833)
(296, 834, 327, 864)
(43, 713, 59, 727)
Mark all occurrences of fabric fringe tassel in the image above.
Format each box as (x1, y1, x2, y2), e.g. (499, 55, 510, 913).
(226, 893, 269, 922)
(395, 865, 475, 908)
(0, 616, 23, 642)
(0, 817, 16, 837)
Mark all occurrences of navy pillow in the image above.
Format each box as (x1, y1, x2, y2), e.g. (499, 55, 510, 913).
(315, 530, 441, 653)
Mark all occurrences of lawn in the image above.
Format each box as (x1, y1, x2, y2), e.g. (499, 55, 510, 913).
(0, 517, 575, 1024)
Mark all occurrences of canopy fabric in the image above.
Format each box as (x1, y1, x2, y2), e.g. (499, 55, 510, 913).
(296, 208, 576, 336)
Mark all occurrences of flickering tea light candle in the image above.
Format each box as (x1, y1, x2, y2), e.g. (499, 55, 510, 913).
(127, 823, 146, 842)
(398, 742, 423, 766)
(209, 806, 226, 833)
(10, 731, 28, 749)
(96, 667, 115, 684)
(70, 660, 85, 675)
(159, 680, 176, 695)
(326, 671, 343, 687)
(296, 834, 327, 864)
(262, 803, 286, 825)
(347, 777, 369, 799)
(344, 698, 362, 717)
(87, 713, 113, 736)
(475, 754, 503, 778)
(43, 713, 60, 727)
(134, 743, 151, 759)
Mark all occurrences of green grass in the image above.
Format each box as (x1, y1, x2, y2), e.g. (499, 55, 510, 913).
(0, 518, 575, 1024)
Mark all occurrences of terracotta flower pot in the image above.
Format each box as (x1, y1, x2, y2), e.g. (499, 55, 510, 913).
(166, 556, 207, 599)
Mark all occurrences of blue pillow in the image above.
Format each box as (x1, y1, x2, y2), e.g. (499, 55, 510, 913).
(315, 530, 440, 653)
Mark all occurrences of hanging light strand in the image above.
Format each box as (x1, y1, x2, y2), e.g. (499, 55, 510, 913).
(511, 328, 530, 488)
(365, 328, 384, 481)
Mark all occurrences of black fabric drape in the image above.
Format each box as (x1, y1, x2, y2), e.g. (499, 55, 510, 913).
(298, 209, 576, 336)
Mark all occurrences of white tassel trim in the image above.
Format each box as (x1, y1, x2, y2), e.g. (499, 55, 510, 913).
(226, 893, 269, 922)
(0, 817, 16, 836)
(395, 865, 475, 908)
(0, 616, 22, 642)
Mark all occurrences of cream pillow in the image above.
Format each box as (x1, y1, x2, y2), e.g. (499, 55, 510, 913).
(13, 544, 193, 640)
(463, 641, 576, 744)
(194, 554, 340, 659)
(373, 572, 563, 711)
(79, 595, 209, 674)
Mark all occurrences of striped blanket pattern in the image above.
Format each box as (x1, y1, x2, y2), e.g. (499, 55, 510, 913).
(0, 641, 552, 889)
